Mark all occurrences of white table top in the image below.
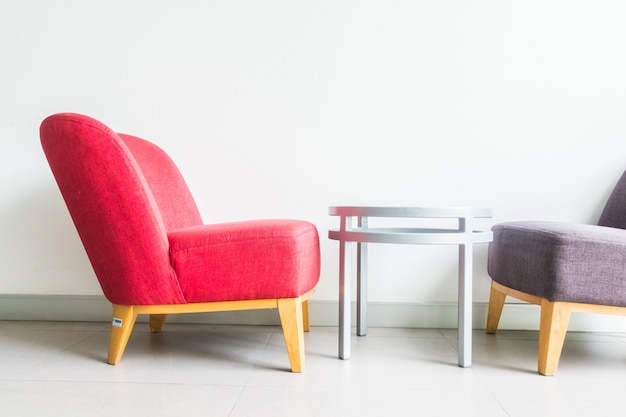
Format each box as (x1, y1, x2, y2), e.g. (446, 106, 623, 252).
(328, 206, 492, 218)
(328, 206, 493, 245)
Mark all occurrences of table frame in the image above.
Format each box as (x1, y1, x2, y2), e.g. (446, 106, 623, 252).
(328, 206, 493, 368)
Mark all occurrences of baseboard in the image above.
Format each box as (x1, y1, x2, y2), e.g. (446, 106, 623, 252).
(2, 294, 626, 332)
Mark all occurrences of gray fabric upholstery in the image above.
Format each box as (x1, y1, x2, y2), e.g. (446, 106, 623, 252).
(488, 221, 626, 307)
(598, 170, 626, 229)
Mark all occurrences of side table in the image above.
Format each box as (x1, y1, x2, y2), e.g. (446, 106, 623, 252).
(328, 206, 493, 368)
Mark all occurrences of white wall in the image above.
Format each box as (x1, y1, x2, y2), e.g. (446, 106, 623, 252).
(2, 1, 626, 313)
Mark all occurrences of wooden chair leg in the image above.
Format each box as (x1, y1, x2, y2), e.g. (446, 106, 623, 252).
(486, 281, 507, 334)
(277, 297, 305, 373)
(302, 300, 310, 332)
(149, 314, 167, 333)
(108, 305, 137, 365)
(538, 300, 571, 376)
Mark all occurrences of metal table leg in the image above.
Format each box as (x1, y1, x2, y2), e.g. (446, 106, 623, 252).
(338, 239, 351, 360)
(458, 217, 474, 367)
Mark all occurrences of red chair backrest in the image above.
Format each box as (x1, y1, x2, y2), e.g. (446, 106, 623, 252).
(40, 113, 202, 305)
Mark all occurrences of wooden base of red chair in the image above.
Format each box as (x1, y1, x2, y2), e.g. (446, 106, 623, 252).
(486, 280, 626, 376)
(107, 290, 314, 372)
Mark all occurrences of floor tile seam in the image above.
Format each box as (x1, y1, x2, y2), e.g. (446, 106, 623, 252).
(437, 328, 460, 351)
(605, 334, 626, 343)
(484, 389, 513, 417)
(244, 330, 277, 385)
(226, 385, 247, 417)
(302, 384, 493, 392)
(5, 332, 104, 374)
(352, 335, 448, 340)
(0, 377, 249, 388)
(486, 385, 626, 392)
(563, 339, 626, 346)
(47, 331, 107, 362)
(468, 368, 512, 394)
(438, 328, 498, 392)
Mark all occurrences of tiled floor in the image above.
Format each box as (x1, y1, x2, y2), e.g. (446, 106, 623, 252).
(1, 321, 626, 417)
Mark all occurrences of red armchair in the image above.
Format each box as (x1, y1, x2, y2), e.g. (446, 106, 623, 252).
(40, 113, 320, 372)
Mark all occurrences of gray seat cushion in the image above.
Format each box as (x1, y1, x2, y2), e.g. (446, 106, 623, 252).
(488, 221, 626, 306)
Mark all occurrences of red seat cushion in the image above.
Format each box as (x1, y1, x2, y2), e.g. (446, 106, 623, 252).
(169, 219, 320, 302)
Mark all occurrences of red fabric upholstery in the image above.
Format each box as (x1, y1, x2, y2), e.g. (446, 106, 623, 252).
(169, 220, 320, 302)
(40, 113, 320, 306)
(40, 114, 186, 305)
(119, 133, 203, 232)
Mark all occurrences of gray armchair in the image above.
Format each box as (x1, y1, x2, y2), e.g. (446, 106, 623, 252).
(486, 171, 626, 375)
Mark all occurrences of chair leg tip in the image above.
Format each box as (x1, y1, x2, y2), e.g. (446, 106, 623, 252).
(538, 367, 556, 376)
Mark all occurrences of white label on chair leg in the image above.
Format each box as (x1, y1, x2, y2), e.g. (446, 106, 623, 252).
(112, 318, 123, 327)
